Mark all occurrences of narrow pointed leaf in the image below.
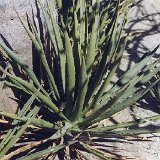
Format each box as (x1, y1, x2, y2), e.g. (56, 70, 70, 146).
(73, 57, 88, 120)
(64, 27, 76, 117)
(85, 3, 100, 75)
(80, 142, 111, 160)
(48, 1, 66, 94)
(0, 66, 67, 120)
(22, 141, 76, 160)
(89, 78, 160, 125)
(18, 9, 60, 100)
(0, 44, 49, 97)
(0, 106, 40, 158)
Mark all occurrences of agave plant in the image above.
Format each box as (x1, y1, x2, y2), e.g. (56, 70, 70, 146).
(0, 0, 160, 159)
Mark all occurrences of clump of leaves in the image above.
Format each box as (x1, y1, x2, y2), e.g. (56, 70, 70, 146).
(0, 0, 160, 159)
